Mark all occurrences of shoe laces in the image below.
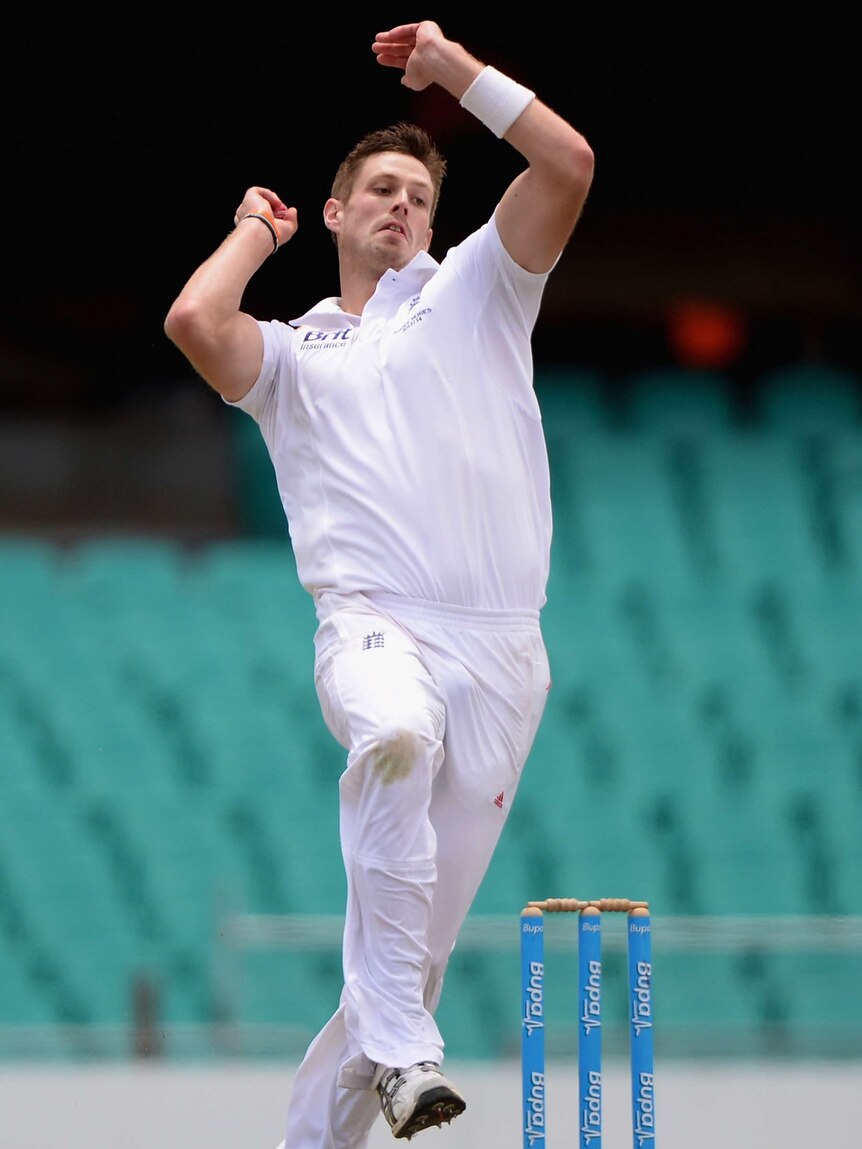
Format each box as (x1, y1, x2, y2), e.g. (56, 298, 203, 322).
(378, 1062, 439, 1108)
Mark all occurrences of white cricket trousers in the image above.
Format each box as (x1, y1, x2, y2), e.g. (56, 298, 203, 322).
(278, 591, 550, 1149)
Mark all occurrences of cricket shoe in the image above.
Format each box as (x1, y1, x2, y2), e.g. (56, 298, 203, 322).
(377, 1061, 466, 1140)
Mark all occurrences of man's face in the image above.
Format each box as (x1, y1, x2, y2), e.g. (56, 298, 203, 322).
(327, 152, 434, 274)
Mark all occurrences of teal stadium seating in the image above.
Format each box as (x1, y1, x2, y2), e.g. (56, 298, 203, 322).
(1, 363, 862, 1059)
(626, 366, 737, 436)
(756, 362, 862, 435)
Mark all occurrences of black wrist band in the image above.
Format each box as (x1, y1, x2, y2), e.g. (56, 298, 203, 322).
(239, 211, 279, 253)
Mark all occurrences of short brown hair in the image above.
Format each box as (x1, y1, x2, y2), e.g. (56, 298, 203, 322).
(330, 122, 447, 225)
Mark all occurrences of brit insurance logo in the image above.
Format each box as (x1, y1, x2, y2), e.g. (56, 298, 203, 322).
(299, 328, 353, 349)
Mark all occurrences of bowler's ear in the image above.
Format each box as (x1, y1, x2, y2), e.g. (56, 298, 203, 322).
(323, 198, 342, 236)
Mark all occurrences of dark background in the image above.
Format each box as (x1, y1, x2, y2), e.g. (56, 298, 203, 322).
(1, 10, 859, 536)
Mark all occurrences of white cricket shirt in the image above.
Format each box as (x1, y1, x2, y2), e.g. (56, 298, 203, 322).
(230, 215, 554, 612)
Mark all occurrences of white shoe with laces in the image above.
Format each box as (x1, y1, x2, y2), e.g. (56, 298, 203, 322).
(377, 1061, 466, 1140)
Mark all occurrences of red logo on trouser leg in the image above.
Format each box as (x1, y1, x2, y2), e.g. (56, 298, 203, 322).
(493, 792, 504, 809)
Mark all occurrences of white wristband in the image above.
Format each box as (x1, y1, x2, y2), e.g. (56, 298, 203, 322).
(458, 65, 536, 138)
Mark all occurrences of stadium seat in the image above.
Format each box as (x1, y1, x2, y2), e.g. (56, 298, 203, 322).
(228, 417, 292, 538)
(765, 951, 862, 1056)
(62, 537, 188, 610)
(699, 432, 826, 590)
(0, 944, 57, 1025)
(535, 367, 614, 435)
(656, 949, 760, 1034)
(821, 432, 862, 572)
(625, 367, 735, 436)
(230, 948, 342, 1032)
(564, 433, 698, 593)
(0, 536, 61, 598)
(434, 962, 502, 1059)
(757, 362, 862, 434)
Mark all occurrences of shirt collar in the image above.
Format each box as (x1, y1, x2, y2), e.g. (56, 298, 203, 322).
(290, 249, 440, 330)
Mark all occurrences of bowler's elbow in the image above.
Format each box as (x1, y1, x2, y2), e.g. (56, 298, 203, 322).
(163, 296, 205, 357)
(162, 296, 225, 394)
(562, 129, 596, 200)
